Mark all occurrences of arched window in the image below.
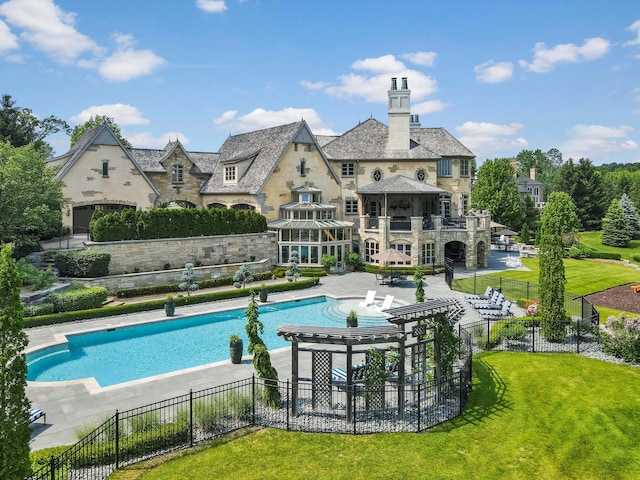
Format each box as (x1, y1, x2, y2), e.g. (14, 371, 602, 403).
(390, 242, 411, 265)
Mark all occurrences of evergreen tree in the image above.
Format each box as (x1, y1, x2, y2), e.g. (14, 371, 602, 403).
(233, 264, 254, 288)
(471, 158, 523, 228)
(538, 208, 567, 343)
(556, 158, 606, 231)
(244, 292, 280, 407)
(619, 193, 640, 240)
(601, 199, 631, 247)
(0, 244, 32, 479)
(178, 263, 199, 296)
(414, 267, 425, 303)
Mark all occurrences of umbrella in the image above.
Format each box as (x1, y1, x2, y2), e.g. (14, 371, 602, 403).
(490, 221, 506, 229)
(495, 228, 518, 236)
(371, 248, 412, 264)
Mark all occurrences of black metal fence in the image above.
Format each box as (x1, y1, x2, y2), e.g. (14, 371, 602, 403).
(452, 274, 600, 326)
(29, 355, 473, 479)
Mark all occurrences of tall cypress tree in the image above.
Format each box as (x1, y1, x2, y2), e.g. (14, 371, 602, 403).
(539, 196, 569, 342)
(0, 244, 32, 479)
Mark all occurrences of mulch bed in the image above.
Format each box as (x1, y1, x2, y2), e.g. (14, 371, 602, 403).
(584, 283, 640, 315)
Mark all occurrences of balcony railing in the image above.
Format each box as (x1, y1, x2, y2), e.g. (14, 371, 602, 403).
(362, 215, 483, 232)
(441, 216, 466, 229)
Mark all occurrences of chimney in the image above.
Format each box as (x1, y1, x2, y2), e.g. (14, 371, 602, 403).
(410, 114, 421, 128)
(388, 76, 411, 150)
(529, 167, 537, 180)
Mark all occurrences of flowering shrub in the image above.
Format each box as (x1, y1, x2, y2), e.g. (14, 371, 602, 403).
(600, 314, 640, 362)
(524, 301, 538, 317)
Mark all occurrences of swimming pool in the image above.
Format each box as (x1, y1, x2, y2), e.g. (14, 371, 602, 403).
(27, 296, 391, 387)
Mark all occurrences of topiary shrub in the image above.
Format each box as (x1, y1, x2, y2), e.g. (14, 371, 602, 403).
(47, 286, 108, 312)
(54, 250, 111, 277)
(23, 303, 55, 317)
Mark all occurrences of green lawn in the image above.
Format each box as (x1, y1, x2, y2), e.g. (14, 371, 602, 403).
(578, 231, 640, 264)
(112, 353, 640, 480)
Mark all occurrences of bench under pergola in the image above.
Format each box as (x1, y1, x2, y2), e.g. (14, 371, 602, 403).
(276, 298, 459, 422)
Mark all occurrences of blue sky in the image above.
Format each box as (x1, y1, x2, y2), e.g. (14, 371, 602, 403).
(1, 0, 639, 165)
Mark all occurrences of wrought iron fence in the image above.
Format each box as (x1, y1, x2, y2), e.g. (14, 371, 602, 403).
(29, 355, 473, 479)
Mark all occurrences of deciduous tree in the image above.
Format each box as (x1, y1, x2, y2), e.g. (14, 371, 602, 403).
(471, 158, 523, 228)
(0, 143, 65, 256)
(0, 244, 32, 479)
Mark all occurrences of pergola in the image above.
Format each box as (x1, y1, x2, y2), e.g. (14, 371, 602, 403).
(276, 298, 459, 422)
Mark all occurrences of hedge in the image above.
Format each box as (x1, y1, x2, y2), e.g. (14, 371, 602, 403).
(54, 250, 111, 277)
(24, 278, 320, 328)
(89, 207, 268, 242)
(47, 287, 109, 313)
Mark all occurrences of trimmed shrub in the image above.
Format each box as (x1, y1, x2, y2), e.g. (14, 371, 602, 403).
(47, 287, 108, 313)
(54, 250, 111, 278)
(23, 303, 55, 317)
(25, 277, 320, 327)
(600, 314, 640, 362)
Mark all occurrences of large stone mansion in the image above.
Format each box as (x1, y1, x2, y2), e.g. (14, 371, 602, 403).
(49, 77, 491, 270)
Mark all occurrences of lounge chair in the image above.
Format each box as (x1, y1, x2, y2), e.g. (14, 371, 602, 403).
(468, 289, 500, 306)
(480, 301, 513, 320)
(375, 294, 394, 312)
(359, 290, 377, 307)
(29, 408, 46, 424)
(473, 293, 505, 310)
(466, 286, 493, 301)
(332, 363, 366, 384)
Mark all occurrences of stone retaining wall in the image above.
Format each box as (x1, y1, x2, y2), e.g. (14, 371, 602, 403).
(70, 259, 271, 295)
(84, 232, 278, 275)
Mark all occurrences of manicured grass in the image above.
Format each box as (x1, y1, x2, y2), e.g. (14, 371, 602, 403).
(112, 353, 640, 480)
(578, 231, 640, 265)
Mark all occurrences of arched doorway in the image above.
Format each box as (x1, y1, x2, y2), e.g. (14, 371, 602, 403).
(445, 241, 465, 263)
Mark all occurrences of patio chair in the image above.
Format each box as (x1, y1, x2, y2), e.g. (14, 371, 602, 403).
(480, 301, 513, 320)
(465, 286, 493, 301)
(468, 289, 500, 306)
(332, 363, 366, 385)
(358, 290, 377, 307)
(29, 408, 46, 424)
(375, 294, 395, 312)
(473, 293, 505, 310)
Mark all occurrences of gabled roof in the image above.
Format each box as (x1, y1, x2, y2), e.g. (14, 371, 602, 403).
(130, 141, 218, 174)
(356, 174, 450, 195)
(48, 123, 160, 196)
(200, 121, 338, 195)
(321, 118, 473, 160)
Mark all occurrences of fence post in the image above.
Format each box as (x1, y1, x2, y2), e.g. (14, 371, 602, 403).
(459, 371, 463, 416)
(417, 384, 421, 432)
(49, 455, 55, 480)
(286, 380, 290, 431)
(576, 314, 581, 354)
(526, 281, 530, 300)
(115, 410, 120, 469)
(473, 273, 477, 295)
(252, 375, 256, 425)
(189, 389, 194, 447)
(353, 386, 357, 435)
(532, 322, 535, 353)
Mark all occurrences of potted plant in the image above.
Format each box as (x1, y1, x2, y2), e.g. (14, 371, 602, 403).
(259, 284, 269, 302)
(345, 252, 361, 271)
(229, 334, 243, 364)
(346, 309, 358, 327)
(164, 294, 175, 316)
(320, 254, 337, 272)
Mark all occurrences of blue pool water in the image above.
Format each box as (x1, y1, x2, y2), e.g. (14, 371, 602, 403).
(27, 296, 390, 387)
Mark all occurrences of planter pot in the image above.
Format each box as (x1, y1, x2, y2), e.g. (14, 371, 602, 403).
(259, 288, 269, 302)
(164, 300, 175, 317)
(346, 316, 358, 327)
(230, 340, 243, 364)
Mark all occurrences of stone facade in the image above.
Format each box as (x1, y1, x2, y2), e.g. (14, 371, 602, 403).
(85, 232, 277, 275)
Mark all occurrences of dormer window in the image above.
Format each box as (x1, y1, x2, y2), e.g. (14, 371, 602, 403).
(300, 193, 311, 203)
(172, 164, 183, 183)
(224, 166, 237, 183)
(102, 160, 109, 177)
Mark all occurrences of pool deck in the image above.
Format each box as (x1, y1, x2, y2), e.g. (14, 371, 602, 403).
(27, 254, 519, 450)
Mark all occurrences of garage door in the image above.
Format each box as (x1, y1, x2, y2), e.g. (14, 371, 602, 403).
(73, 204, 134, 234)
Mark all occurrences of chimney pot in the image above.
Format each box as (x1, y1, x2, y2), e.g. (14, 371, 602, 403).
(391, 77, 397, 90)
(401, 77, 408, 89)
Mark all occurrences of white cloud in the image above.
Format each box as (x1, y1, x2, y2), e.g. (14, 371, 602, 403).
(412, 100, 448, 115)
(0, 0, 103, 64)
(306, 54, 438, 104)
(99, 47, 166, 82)
(401, 51, 437, 67)
(70, 104, 150, 126)
(624, 19, 640, 47)
(632, 87, 640, 102)
(127, 131, 190, 149)
(196, 0, 227, 13)
(213, 107, 337, 136)
(455, 121, 528, 157)
(519, 37, 611, 73)
(561, 124, 637, 161)
(474, 61, 514, 83)
(0, 19, 18, 52)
